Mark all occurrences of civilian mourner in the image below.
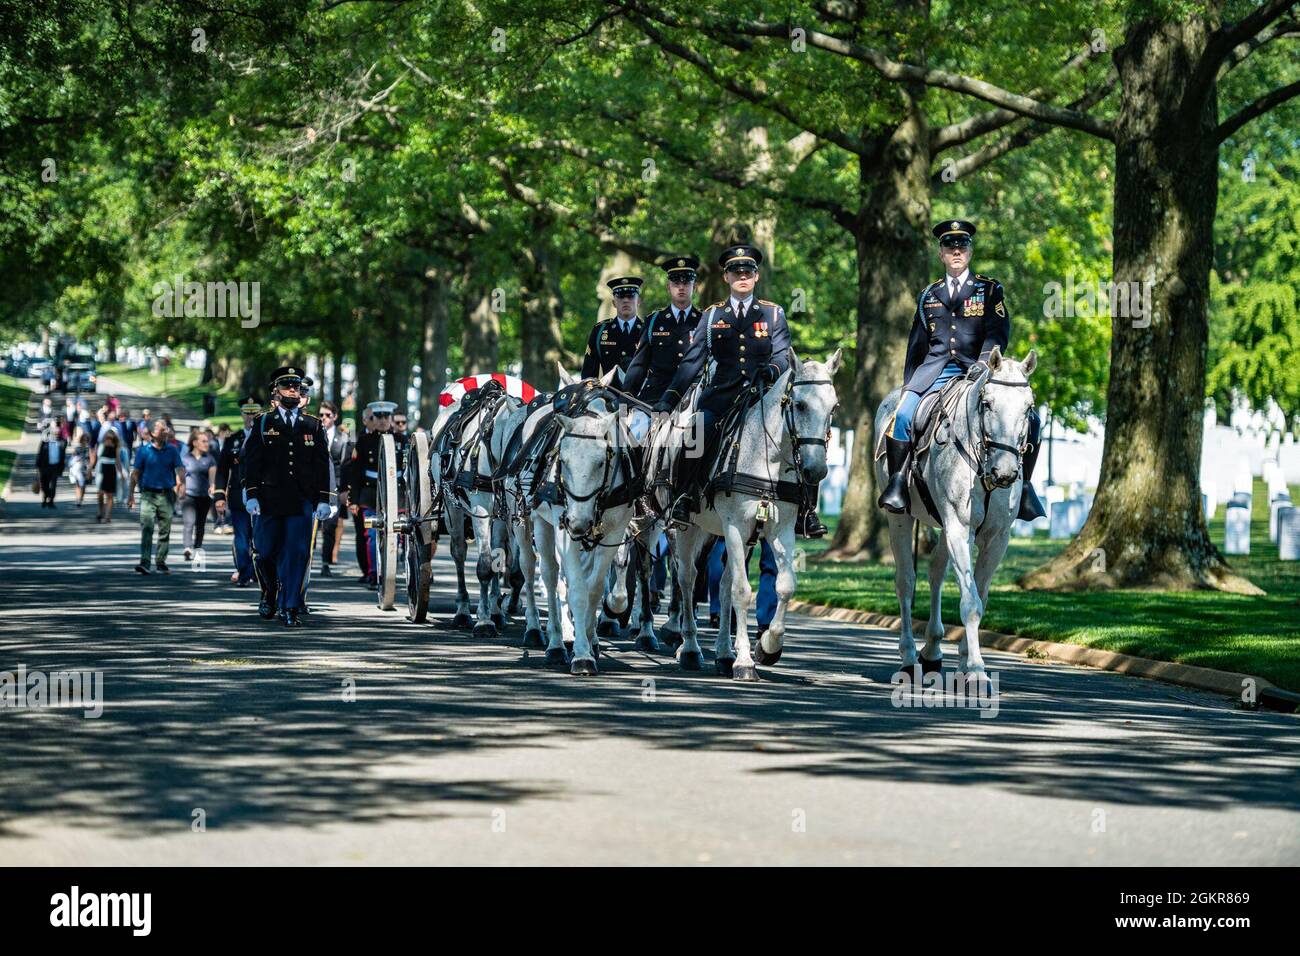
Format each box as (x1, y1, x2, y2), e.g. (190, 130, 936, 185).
(242, 367, 333, 626)
(127, 419, 185, 574)
(213, 396, 263, 587)
(581, 275, 645, 381)
(878, 219, 1045, 520)
(653, 244, 828, 538)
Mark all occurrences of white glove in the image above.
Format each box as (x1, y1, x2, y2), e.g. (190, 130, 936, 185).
(246, 498, 261, 517)
(629, 408, 651, 443)
(313, 503, 332, 521)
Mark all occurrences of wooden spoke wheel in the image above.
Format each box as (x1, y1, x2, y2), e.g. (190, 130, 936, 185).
(375, 433, 400, 610)
(404, 431, 434, 622)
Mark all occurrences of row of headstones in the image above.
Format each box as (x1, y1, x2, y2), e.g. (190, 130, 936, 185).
(1224, 460, 1299, 558)
(1012, 472, 1299, 560)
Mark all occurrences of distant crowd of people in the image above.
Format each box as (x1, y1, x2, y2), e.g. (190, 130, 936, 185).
(34, 396, 248, 570)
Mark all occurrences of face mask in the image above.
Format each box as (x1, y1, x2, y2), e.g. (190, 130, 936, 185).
(278, 393, 301, 410)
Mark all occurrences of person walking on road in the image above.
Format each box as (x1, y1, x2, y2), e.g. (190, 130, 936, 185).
(93, 429, 128, 523)
(180, 429, 218, 562)
(127, 419, 185, 574)
(36, 423, 67, 508)
(67, 429, 91, 507)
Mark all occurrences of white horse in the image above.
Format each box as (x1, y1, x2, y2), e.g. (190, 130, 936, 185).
(497, 368, 639, 675)
(873, 347, 1037, 680)
(433, 385, 522, 639)
(653, 351, 841, 681)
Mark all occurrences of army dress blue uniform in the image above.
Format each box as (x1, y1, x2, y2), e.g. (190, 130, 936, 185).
(879, 220, 1043, 520)
(242, 370, 332, 625)
(582, 276, 646, 381)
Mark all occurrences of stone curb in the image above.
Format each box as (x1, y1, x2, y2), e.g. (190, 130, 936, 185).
(786, 599, 1300, 714)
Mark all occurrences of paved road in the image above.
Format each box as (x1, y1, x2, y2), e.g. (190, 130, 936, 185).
(2, 394, 1298, 864)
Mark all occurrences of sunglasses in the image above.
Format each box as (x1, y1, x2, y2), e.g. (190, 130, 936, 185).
(276, 381, 304, 392)
(727, 268, 756, 278)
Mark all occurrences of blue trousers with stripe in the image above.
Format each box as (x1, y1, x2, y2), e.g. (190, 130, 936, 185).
(707, 537, 776, 629)
(230, 506, 255, 584)
(891, 361, 965, 441)
(253, 501, 313, 610)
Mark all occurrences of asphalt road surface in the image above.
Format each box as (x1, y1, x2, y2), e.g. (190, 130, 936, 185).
(2, 395, 1298, 865)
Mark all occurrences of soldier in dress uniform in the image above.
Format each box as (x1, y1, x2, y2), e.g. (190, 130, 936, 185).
(212, 396, 263, 587)
(345, 400, 408, 589)
(878, 220, 1045, 519)
(242, 367, 334, 626)
(623, 256, 701, 405)
(652, 244, 828, 538)
(316, 400, 352, 577)
(581, 276, 645, 381)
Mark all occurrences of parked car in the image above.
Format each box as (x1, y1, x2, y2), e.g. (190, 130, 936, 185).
(64, 363, 97, 393)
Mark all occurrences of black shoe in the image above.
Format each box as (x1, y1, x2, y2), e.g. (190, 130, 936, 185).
(877, 436, 911, 513)
(356, 574, 370, 584)
(367, 578, 378, 590)
(1016, 410, 1046, 521)
(708, 613, 720, 629)
(156, 562, 171, 574)
(797, 510, 828, 538)
(280, 608, 302, 627)
(258, 600, 276, 620)
(135, 564, 151, 575)
(320, 564, 332, 577)
(236, 579, 252, 588)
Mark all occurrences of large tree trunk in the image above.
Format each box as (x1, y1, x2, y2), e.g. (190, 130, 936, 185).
(826, 98, 931, 561)
(353, 313, 378, 420)
(462, 272, 499, 374)
(384, 292, 412, 414)
(419, 269, 450, 427)
(520, 216, 567, 391)
(1021, 17, 1259, 594)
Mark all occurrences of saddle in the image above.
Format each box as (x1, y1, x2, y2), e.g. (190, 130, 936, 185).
(705, 380, 802, 507)
(441, 381, 510, 497)
(875, 376, 972, 520)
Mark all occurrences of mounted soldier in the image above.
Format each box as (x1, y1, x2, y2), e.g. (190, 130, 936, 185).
(878, 220, 1045, 521)
(652, 244, 828, 538)
(581, 276, 645, 382)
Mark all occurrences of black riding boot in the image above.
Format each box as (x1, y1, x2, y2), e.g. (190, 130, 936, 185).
(1017, 411, 1046, 521)
(877, 436, 911, 513)
(796, 482, 828, 538)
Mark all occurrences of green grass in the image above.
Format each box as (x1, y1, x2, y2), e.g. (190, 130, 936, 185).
(98, 362, 243, 426)
(0, 449, 15, 494)
(796, 479, 1300, 692)
(0, 373, 30, 441)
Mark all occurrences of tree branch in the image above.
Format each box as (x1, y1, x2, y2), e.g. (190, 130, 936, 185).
(1217, 18, 1300, 78)
(1217, 77, 1300, 142)
(618, 1, 1116, 141)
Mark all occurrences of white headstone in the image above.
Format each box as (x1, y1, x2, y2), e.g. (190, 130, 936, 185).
(1224, 504, 1251, 555)
(1270, 495, 1293, 543)
(1233, 465, 1253, 495)
(1202, 480, 1217, 520)
(1279, 507, 1300, 561)
(1049, 501, 1075, 539)
(1262, 459, 1278, 487)
(1011, 518, 1035, 537)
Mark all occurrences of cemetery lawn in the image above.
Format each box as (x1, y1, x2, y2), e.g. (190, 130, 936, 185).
(98, 363, 244, 426)
(795, 480, 1300, 693)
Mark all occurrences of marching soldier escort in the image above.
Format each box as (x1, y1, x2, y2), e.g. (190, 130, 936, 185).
(241, 367, 334, 626)
(581, 276, 645, 381)
(622, 256, 701, 405)
(212, 395, 263, 587)
(878, 219, 1045, 520)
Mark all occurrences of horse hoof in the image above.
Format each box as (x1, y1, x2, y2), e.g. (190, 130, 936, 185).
(715, 657, 735, 678)
(920, 655, 943, 674)
(659, 627, 682, 649)
(570, 658, 599, 677)
(491, 613, 507, 630)
(753, 643, 782, 666)
(544, 647, 569, 667)
(896, 662, 920, 681)
(592, 640, 601, 659)
(634, 634, 660, 653)
(732, 663, 759, 682)
(451, 612, 473, 629)
(473, 622, 498, 640)
(522, 628, 545, 649)
(679, 650, 702, 672)
(596, 619, 618, 638)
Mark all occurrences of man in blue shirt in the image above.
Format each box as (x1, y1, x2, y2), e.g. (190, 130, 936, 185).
(127, 420, 185, 574)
